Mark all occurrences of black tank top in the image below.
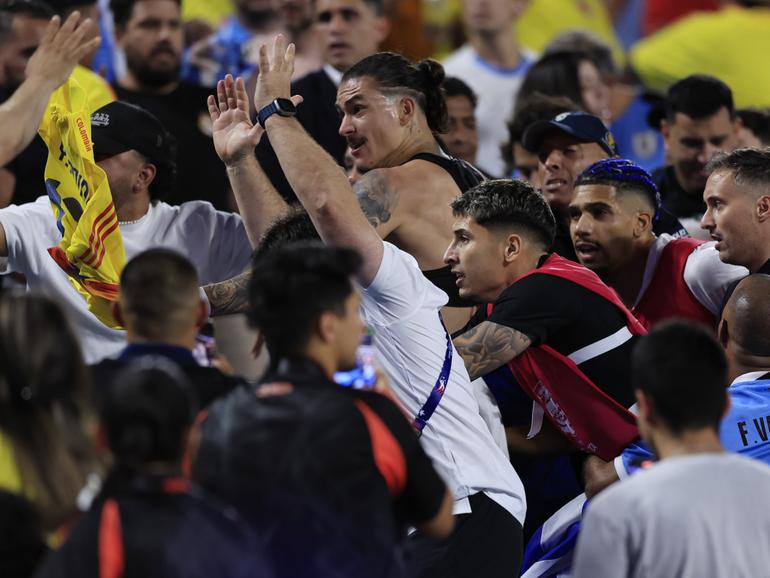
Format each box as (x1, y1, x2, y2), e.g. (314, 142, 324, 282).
(409, 152, 486, 307)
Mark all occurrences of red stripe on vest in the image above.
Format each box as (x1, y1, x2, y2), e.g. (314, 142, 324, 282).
(98, 499, 124, 578)
(354, 399, 407, 496)
(633, 237, 715, 329)
(487, 254, 645, 460)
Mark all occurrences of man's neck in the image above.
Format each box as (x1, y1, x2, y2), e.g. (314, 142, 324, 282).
(468, 26, 523, 69)
(749, 251, 770, 274)
(728, 351, 770, 384)
(116, 196, 151, 224)
(495, 250, 546, 300)
(651, 428, 724, 460)
(380, 130, 441, 168)
(604, 238, 655, 308)
(126, 332, 196, 351)
(118, 73, 178, 96)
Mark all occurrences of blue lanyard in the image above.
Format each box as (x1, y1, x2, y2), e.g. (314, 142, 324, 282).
(413, 315, 453, 436)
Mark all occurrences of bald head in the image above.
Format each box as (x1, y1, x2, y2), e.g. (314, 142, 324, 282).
(723, 274, 770, 357)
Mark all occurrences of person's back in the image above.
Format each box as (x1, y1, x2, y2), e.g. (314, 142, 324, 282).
(193, 242, 452, 578)
(37, 362, 267, 578)
(581, 453, 770, 578)
(575, 321, 770, 578)
(195, 361, 422, 578)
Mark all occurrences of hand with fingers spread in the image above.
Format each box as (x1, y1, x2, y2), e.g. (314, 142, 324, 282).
(25, 12, 101, 90)
(208, 74, 264, 167)
(254, 34, 301, 114)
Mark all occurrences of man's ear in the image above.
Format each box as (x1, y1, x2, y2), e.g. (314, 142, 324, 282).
(660, 118, 670, 141)
(634, 209, 653, 237)
(503, 233, 522, 264)
(112, 300, 125, 327)
(636, 389, 655, 425)
(756, 194, 770, 223)
(134, 162, 157, 193)
(195, 299, 208, 330)
(717, 316, 729, 349)
(398, 95, 418, 126)
(317, 311, 336, 344)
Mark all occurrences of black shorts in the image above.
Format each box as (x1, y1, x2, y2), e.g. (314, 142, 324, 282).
(406, 492, 523, 578)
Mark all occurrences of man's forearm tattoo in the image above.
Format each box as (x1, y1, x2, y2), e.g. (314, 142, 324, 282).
(453, 321, 532, 381)
(203, 271, 251, 317)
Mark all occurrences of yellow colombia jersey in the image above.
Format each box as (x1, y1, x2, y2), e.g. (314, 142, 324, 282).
(0, 433, 23, 496)
(630, 6, 770, 108)
(182, 0, 234, 26)
(38, 77, 125, 328)
(515, 0, 625, 67)
(71, 64, 115, 113)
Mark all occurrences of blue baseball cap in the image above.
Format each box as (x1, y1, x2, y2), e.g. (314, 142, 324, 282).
(522, 111, 619, 157)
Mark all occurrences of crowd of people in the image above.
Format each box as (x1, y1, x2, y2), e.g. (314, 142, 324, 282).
(2, 0, 770, 576)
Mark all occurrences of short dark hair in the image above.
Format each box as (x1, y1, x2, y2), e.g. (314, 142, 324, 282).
(255, 209, 321, 259)
(504, 93, 581, 173)
(0, 0, 54, 19)
(119, 249, 200, 341)
(342, 52, 449, 134)
(248, 243, 362, 364)
(102, 359, 197, 468)
(736, 108, 770, 146)
(518, 51, 593, 114)
(43, 0, 97, 14)
(362, 0, 384, 16)
(544, 29, 615, 79)
(575, 158, 661, 214)
(443, 76, 476, 108)
(111, 0, 180, 28)
(706, 148, 770, 192)
(632, 321, 727, 435)
(451, 179, 556, 248)
(665, 74, 735, 124)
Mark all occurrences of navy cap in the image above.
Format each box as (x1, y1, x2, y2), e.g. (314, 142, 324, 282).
(522, 111, 619, 157)
(90, 101, 175, 167)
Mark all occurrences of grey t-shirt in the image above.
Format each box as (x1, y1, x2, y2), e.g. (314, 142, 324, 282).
(574, 452, 770, 578)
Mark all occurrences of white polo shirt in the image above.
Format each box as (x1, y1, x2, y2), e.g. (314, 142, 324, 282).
(0, 196, 252, 363)
(360, 241, 526, 524)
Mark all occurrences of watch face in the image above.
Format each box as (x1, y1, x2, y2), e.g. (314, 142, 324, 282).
(275, 98, 297, 115)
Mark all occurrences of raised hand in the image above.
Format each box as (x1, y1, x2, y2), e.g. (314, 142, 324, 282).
(254, 34, 298, 113)
(25, 11, 101, 89)
(208, 74, 263, 167)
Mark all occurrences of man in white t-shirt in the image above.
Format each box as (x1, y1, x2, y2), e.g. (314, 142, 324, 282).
(574, 321, 770, 578)
(210, 38, 527, 577)
(443, 0, 532, 177)
(0, 101, 252, 362)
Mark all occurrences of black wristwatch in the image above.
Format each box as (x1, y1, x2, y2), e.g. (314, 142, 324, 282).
(257, 98, 297, 128)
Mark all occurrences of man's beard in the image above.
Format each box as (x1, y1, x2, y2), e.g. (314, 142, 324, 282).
(126, 49, 180, 89)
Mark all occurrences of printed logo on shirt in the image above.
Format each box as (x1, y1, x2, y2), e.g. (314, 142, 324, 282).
(736, 417, 770, 447)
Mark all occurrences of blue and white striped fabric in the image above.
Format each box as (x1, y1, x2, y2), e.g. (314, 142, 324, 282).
(520, 494, 587, 578)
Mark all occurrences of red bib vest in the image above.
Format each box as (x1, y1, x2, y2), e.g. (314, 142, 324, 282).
(487, 254, 646, 460)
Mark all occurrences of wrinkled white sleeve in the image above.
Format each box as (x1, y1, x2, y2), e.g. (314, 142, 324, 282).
(684, 242, 748, 315)
(359, 242, 448, 328)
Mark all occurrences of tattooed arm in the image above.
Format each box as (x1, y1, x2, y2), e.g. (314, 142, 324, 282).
(202, 271, 251, 317)
(353, 169, 403, 240)
(453, 321, 532, 381)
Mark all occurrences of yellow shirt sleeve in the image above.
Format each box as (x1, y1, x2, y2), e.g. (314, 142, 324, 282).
(71, 65, 116, 113)
(0, 433, 24, 495)
(630, 7, 770, 107)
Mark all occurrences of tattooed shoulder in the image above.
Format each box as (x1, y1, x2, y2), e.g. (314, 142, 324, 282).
(353, 169, 400, 229)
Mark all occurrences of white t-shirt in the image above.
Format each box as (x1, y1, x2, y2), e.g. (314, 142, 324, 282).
(360, 242, 526, 524)
(443, 45, 533, 178)
(575, 453, 770, 578)
(0, 196, 252, 363)
(634, 234, 748, 315)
